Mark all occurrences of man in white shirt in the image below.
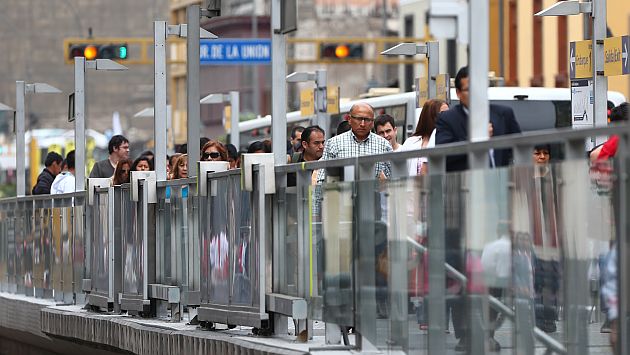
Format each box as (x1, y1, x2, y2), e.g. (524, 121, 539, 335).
(374, 114, 401, 152)
(51, 150, 76, 194)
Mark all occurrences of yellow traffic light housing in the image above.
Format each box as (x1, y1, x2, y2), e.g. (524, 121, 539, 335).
(320, 42, 364, 61)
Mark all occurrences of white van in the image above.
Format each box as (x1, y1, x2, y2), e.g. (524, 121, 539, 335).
(445, 87, 626, 132)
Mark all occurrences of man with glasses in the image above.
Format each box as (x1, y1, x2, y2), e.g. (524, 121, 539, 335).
(89, 135, 130, 178)
(316, 102, 392, 183)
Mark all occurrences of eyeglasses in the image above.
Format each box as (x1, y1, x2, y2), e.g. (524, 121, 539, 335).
(349, 114, 375, 123)
(203, 151, 221, 160)
(121, 169, 130, 173)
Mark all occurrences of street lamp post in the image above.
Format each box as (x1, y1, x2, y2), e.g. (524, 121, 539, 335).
(74, 57, 128, 192)
(286, 70, 329, 138)
(536, 2, 610, 354)
(381, 41, 440, 135)
(15, 81, 62, 196)
(0, 103, 13, 112)
(381, 42, 440, 99)
(200, 91, 240, 149)
(155, 21, 216, 181)
(536, 0, 607, 146)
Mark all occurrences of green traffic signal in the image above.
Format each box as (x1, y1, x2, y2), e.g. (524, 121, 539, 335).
(118, 45, 128, 59)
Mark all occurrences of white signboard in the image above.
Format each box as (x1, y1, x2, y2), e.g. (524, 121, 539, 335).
(571, 79, 594, 128)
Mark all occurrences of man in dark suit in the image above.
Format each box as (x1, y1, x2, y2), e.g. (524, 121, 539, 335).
(435, 66, 521, 352)
(436, 66, 521, 172)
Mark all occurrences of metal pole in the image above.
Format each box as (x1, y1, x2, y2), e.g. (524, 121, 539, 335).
(187, 4, 201, 177)
(468, 0, 489, 145)
(15, 81, 26, 196)
(592, 0, 607, 146)
(315, 69, 328, 137)
(468, 1, 489, 354)
(154, 21, 168, 181)
(427, 41, 440, 99)
(252, 1, 260, 116)
(229, 91, 240, 149)
(271, 0, 287, 163)
(74, 58, 86, 192)
(381, 0, 388, 85)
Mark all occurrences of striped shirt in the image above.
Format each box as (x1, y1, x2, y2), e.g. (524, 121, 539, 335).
(316, 130, 393, 183)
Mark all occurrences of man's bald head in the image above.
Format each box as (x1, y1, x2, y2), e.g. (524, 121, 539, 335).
(349, 102, 374, 116)
(347, 102, 375, 141)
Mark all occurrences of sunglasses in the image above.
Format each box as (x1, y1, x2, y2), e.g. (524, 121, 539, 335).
(121, 169, 130, 173)
(203, 151, 221, 159)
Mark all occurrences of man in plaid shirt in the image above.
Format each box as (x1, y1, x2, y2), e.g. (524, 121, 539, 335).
(316, 102, 393, 185)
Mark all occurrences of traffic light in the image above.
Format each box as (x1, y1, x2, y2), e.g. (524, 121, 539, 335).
(320, 43, 363, 60)
(68, 43, 128, 61)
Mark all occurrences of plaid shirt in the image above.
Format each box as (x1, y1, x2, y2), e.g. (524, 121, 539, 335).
(312, 131, 392, 217)
(316, 130, 393, 183)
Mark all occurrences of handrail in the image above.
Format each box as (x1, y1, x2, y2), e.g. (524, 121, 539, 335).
(156, 177, 198, 187)
(407, 237, 568, 354)
(274, 122, 629, 174)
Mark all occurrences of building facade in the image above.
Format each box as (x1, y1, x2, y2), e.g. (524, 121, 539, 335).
(0, 0, 168, 144)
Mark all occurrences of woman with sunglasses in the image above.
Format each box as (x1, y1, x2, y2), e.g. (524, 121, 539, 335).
(200, 140, 228, 162)
(112, 159, 132, 185)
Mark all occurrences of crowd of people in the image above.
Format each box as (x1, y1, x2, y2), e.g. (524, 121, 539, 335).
(28, 65, 627, 351)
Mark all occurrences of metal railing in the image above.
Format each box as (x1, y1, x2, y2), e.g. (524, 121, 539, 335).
(0, 123, 626, 354)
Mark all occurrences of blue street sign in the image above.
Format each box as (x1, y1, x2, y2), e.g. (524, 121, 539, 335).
(200, 39, 272, 65)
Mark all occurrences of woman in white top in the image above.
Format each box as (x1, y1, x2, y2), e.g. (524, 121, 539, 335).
(401, 99, 449, 176)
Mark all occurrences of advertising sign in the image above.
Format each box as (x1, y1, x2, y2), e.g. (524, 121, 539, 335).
(571, 79, 594, 128)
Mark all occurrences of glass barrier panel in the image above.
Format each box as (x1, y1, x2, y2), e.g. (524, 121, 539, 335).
(0, 203, 10, 291)
(42, 203, 53, 295)
(231, 173, 255, 307)
(278, 185, 299, 296)
(73, 194, 86, 297)
(23, 200, 34, 294)
(201, 176, 230, 305)
(187, 188, 200, 296)
(14, 201, 25, 292)
(172, 185, 188, 287)
(51, 204, 63, 295)
(32, 203, 44, 292)
(92, 191, 110, 294)
(315, 180, 354, 326)
(122, 186, 142, 295)
(61, 204, 74, 298)
(156, 186, 172, 285)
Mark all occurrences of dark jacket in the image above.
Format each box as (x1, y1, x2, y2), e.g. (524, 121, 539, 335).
(32, 168, 56, 195)
(435, 104, 522, 172)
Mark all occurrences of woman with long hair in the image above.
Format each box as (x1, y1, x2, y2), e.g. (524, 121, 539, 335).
(200, 140, 228, 162)
(112, 159, 132, 185)
(401, 99, 448, 176)
(171, 154, 188, 179)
